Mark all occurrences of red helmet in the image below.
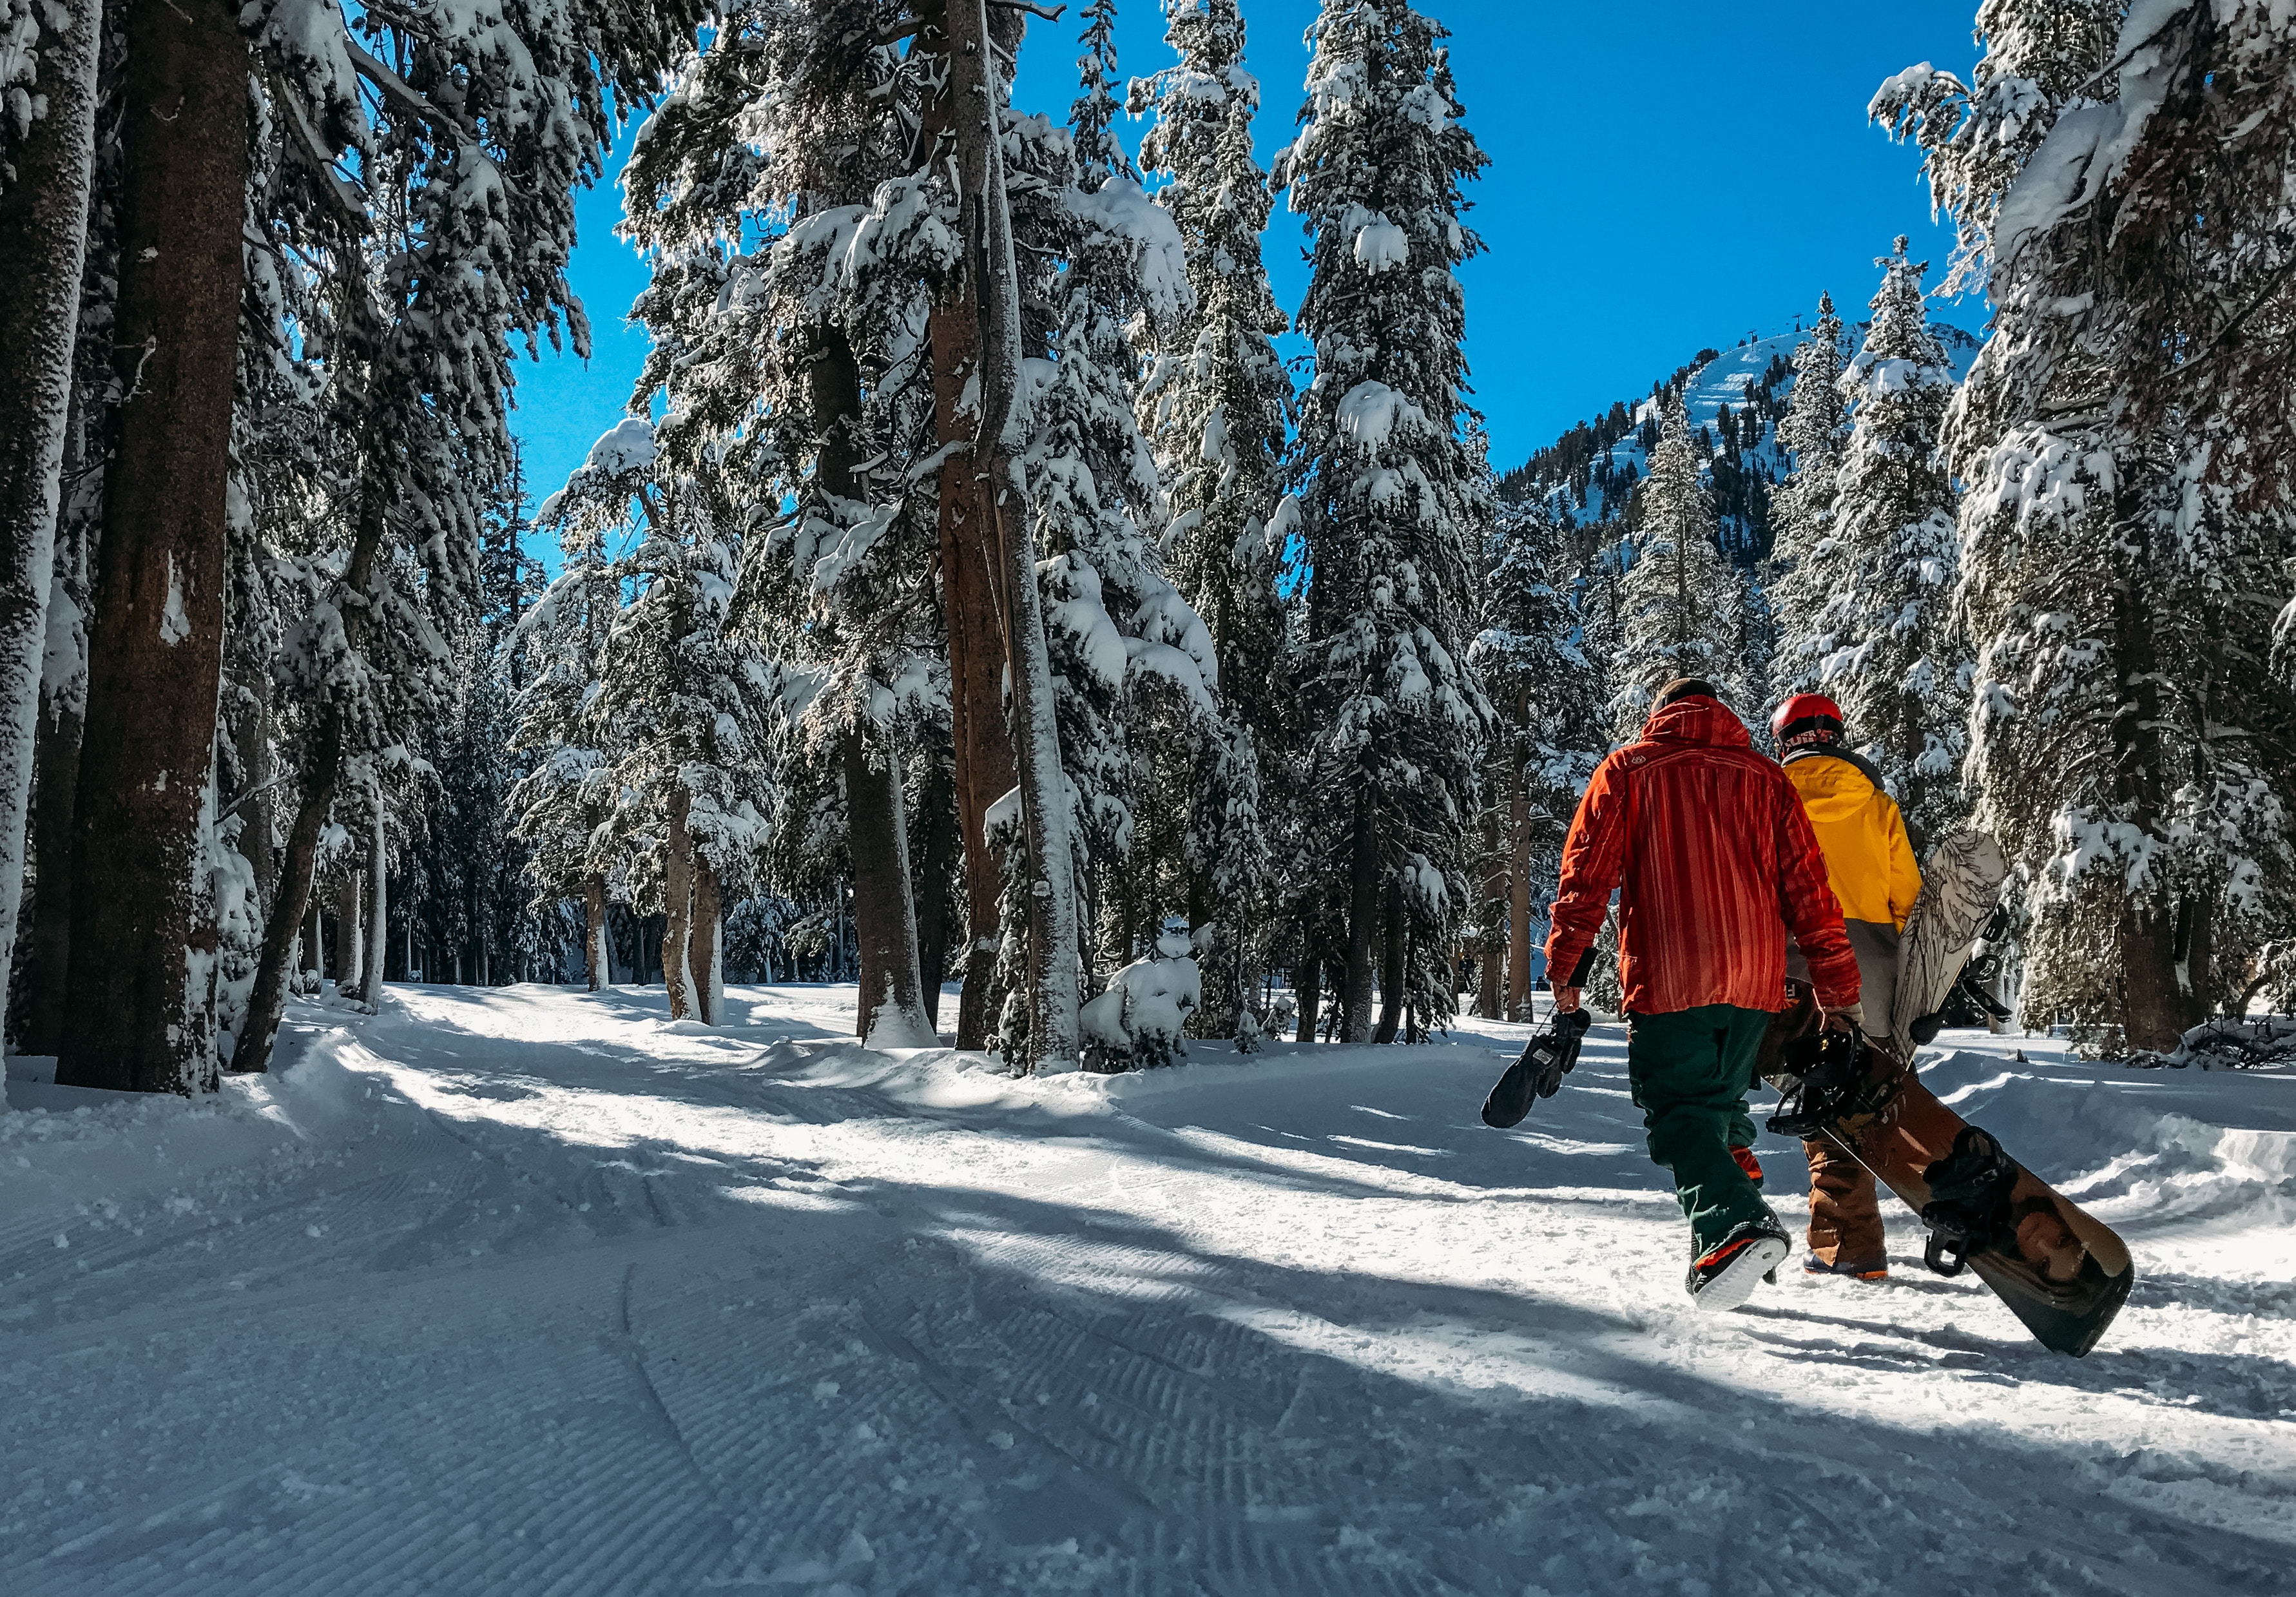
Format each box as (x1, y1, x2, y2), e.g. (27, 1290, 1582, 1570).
(1771, 692, 1844, 750)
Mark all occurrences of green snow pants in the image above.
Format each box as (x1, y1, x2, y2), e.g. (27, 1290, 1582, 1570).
(1626, 1004, 1779, 1257)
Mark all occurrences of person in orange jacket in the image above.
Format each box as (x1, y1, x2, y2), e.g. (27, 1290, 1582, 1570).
(1771, 692, 1922, 1281)
(1547, 679, 1864, 1310)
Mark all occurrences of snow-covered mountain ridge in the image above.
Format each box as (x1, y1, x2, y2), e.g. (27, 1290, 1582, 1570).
(1500, 318, 1983, 555)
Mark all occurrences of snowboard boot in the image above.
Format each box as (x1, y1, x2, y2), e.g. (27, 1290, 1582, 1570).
(1687, 1221, 1791, 1313)
(1803, 1253, 1889, 1281)
(1730, 1145, 1764, 1186)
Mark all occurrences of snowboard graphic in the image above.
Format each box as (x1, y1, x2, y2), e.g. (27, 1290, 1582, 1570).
(1891, 829, 2009, 1056)
(1760, 992, 2135, 1357)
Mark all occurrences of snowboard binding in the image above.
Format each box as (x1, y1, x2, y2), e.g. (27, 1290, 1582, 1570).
(1481, 1007, 1594, 1128)
(1918, 1125, 2021, 1275)
(1764, 1024, 1902, 1139)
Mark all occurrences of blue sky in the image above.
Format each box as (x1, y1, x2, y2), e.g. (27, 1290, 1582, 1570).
(508, 0, 1979, 519)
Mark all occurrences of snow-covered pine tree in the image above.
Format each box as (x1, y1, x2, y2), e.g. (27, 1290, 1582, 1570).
(1608, 389, 1745, 739)
(622, 0, 941, 1047)
(1278, 0, 1494, 1044)
(993, 34, 1239, 1064)
(1766, 291, 1852, 699)
(1876, 1, 2296, 1048)
(1814, 239, 1967, 847)
(1131, 0, 1295, 1039)
(1472, 506, 1606, 1020)
(1070, 0, 1135, 191)
(510, 494, 621, 992)
(109, 0, 711, 1087)
(557, 422, 773, 1025)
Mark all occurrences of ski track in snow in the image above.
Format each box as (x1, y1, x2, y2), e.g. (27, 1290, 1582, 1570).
(3, 985, 2293, 1596)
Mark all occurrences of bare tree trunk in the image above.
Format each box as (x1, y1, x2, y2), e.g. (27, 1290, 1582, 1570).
(691, 859, 722, 1023)
(920, 0, 1020, 1054)
(1373, 880, 1405, 1045)
(2111, 496, 2184, 1053)
(845, 724, 932, 1046)
(57, 0, 249, 1094)
(0, 0, 101, 1035)
(583, 875, 608, 991)
(1474, 785, 1504, 1020)
(307, 899, 323, 984)
(947, 0, 1077, 1069)
(1293, 944, 1322, 1044)
(1342, 788, 1378, 1043)
(1506, 747, 1534, 1020)
(661, 786, 697, 1020)
(23, 686, 82, 1055)
(2179, 892, 2214, 1031)
(334, 871, 363, 994)
(363, 804, 386, 1003)
(912, 751, 958, 1031)
(931, 369, 1017, 1049)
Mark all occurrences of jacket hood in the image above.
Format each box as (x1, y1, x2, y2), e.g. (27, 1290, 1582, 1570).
(1639, 695, 1752, 750)
(1784, 748, 1886, 826)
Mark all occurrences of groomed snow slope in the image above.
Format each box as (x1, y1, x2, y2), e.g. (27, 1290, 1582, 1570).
(4, 987, 2292, 1596)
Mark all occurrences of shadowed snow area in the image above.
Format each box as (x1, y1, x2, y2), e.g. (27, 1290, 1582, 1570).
(4, 985, 2293, 1595)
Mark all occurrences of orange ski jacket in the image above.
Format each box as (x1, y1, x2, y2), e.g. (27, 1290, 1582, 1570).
(1544, 696, 1863, 1016)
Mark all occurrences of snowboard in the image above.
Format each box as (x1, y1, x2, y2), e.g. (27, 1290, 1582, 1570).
(1760, 992, 2135, 1357)
(1890, 829, 2009, 1057)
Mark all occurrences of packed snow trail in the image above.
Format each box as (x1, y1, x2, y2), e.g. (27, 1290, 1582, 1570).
(3, 987, 2293, 1596)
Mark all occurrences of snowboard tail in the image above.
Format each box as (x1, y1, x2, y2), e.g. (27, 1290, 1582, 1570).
(1761, 994, 2134, 1357)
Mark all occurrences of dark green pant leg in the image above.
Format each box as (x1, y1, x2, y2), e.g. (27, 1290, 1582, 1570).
(1627, 1005, 1779, 1255)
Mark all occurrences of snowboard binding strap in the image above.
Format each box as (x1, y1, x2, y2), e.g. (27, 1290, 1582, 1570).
(1764, 1026, 1901, 1139)
(1919, 1125, 2021, 1276)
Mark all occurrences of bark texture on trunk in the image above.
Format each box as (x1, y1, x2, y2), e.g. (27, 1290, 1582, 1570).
(661, 786, 697, 1020)
(57, 0, 249, 1093)
(1372, 880, 1405, 1045)
(946, 0, 1077, 1069)
(0, 0, 101, 1041)
(1342, 789, 1378, 1043)
(583, 875, 608, 991)
(691, 858, 722, 1024)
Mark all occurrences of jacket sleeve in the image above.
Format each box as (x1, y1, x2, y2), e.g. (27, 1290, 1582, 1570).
(1543, 753, 1628, 988)
(1882, 797, 1922, 930)
(1776, 776, 1862, 1011)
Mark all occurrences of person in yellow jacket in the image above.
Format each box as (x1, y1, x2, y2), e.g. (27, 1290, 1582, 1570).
(1771, 692, 1920, 1280)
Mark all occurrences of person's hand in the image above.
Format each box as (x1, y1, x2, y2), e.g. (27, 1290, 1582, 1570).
(1821, 1007, 1861, 1037)
(1552, 985, 1582, 1014)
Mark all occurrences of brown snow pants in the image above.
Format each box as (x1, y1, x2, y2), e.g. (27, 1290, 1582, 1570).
(1801, 1135, 1886, 1267)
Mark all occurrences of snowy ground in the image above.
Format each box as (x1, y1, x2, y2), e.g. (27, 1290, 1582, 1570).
(4, 986, 2293, 1596)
